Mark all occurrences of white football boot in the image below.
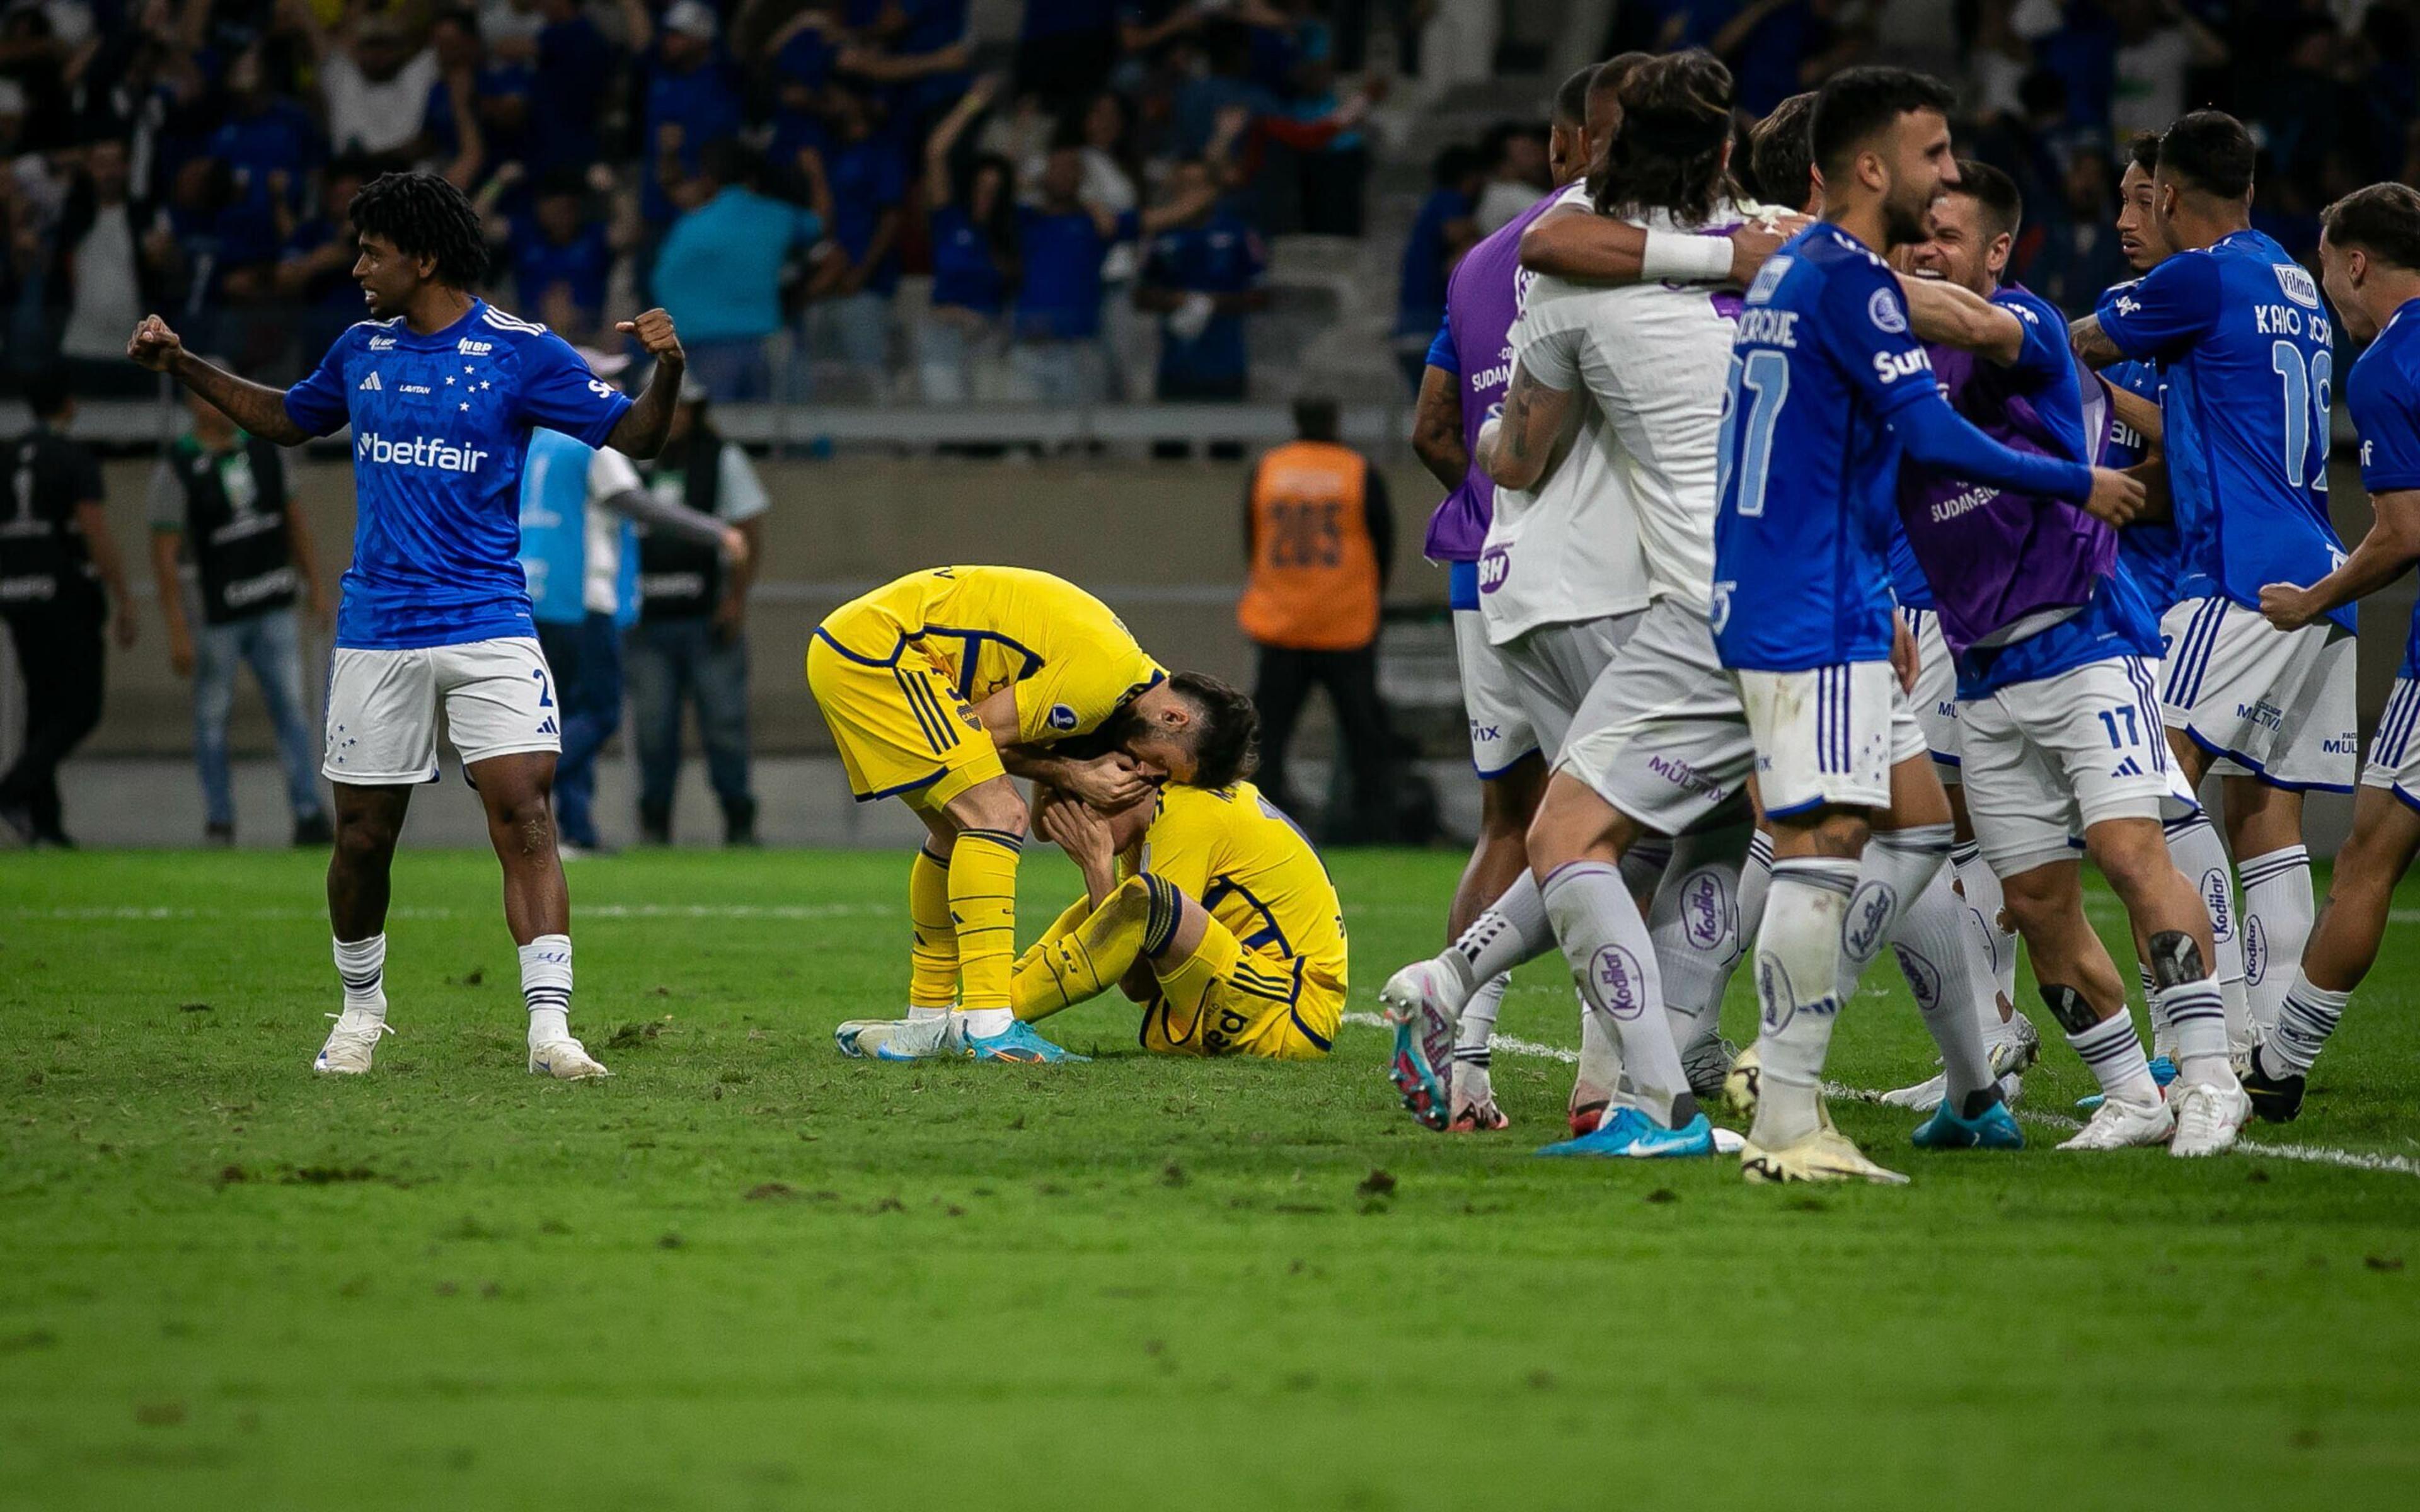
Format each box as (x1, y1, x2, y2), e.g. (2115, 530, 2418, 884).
(313, 1011, 393, 1074)
(528, 1038, 612, 1079)
(2169, 1079, 2252, 1158)
(1377, 956, 1468, 1030)
(2058, 1094, 2174, 1150)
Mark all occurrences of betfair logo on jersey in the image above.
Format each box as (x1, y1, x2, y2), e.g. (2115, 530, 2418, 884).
(458, 338, 496, 355)
(355, 432, 490, 471)
(1871, 347, 1932, 383)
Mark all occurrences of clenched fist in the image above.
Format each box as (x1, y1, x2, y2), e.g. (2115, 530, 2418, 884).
(127, 313, 185, 372)
(617, 308, 684, 369)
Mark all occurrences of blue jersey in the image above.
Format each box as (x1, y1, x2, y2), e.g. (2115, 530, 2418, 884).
(2094, 230, 2350, 631)
(2347, 295, 2420, 678)
(284, 300, 633, 651)
(2099, 354, 2185, 614)
(1713, 223, 1943, 671)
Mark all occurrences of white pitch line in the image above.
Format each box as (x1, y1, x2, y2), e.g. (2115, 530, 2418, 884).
(1341, 1012, 2420, 1178)
(6, 903, 895, 922)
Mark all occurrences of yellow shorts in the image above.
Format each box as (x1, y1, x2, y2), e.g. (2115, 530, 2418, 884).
(1138, 913, 1340, 1060)
(806, 627, 1003, 810)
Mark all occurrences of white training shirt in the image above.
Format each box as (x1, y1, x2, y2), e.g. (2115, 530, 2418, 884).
(581, 447, 645, 617)
(1479, 185, 1654, 644)
(1504, 200, 1756, 617)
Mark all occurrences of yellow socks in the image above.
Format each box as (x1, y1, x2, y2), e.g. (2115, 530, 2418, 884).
(1011, 877, 1182, 1022)
(947, 828, 1025, 1031)
(907, 845, 958, 1014)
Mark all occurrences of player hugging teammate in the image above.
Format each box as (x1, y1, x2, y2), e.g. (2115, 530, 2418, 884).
(1383, 54, 2417, 1184)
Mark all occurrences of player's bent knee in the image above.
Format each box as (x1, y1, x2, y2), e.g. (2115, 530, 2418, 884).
(945, 776, 1031, 837)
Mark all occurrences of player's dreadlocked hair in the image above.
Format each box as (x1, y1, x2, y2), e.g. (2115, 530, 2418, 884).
(1171, 672, 1260, 792)
(349, 170, 489, 288)
(1592, 49, 1739, 229)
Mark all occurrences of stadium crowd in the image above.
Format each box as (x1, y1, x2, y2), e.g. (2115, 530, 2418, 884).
(9, 3, 2419, 406)
(0, 0, 1385, 404)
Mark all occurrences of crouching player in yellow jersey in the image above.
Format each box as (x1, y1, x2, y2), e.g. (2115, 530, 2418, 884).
(1009, 770, 1349, 1059)
(811, 565, 1247, 1061)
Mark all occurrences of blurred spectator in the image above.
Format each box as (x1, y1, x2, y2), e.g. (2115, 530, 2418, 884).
(290, 6, 442, 163)
(1687, 0, 1874, 119)
(653, 140, 826, 401)
(425, 7, 524, 181)
(1236, 394, 1396, 841)
(1473, 120, 1548, 233)
(1009, 142, 1213, 403)
(527, 0, 616, 173)
(919, 79, 1018, 404)
(836, 0, 976, 140)
(201, 45, 321, 303)
(1276, 51, 1368, 236)
(641, 0, 743, 230)
(274, 156, 377, 369)
(1392, 143, 1482, 391)
(802, 86, 906, 392)
(146, 378, 332, 847)
(2109, 0, 2228, 140)
(630, 384, 768, 849)
(1136, 158, 1267, 401)
(2025, 147, 2133, 314)
(54, 139, 164, 398)
(1, 372, 134, 849)
(481, 163, 630, 345)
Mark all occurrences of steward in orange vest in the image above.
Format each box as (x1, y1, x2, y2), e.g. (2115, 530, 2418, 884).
(1236, 398, 1398, 839)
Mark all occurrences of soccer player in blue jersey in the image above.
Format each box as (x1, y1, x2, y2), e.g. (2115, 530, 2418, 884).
(2071, 113, 2355, 1104)
(1712, 68, 2141, 1183)
(128, 171, 690, 1080)
(1889, 166, 2237, 1157)
(2250, 184, 2420, 1120)
(2091, 128, 2257, 1084)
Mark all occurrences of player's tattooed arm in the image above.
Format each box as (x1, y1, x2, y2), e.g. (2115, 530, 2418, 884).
(1412, 364, 1469, 490)
(2066, 313, 2126, 371)
(605, 308, 686, 458)
(1476, 362, 1575, 491)
(2262, 487, 2420, 630)
(127, 316, 311, 444)
(1895, 273, 2024, 365)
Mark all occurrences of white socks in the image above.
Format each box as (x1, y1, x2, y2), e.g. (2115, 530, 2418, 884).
(1891, 862, 1998, 1104)
(2267, 976, 2349, 1076)
(1543, 861, 1695, 1127)
(1447, 870, 1555, 992)
(1453, 973, 1507, 1089)
(2066, 1007, 2160, 1108)
(1750, 856, 1858, 1148)
(2239, 845, 2314, 1037)
(333, 934, 388, 1024)
(2164, 814, 2251, 1044)
(2157, 975, 2235, 1089)
(1647, 825, 1751, 1068)
(519, 934, 573, 1045)
(1950, 838, 2019, 1023)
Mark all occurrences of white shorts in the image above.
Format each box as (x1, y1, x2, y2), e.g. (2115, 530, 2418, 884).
(2361, 676, 2420, 812)
(1959, 655, 2199, 877)
(2160, 597, 2358, 791)
(1454, 609, 1541, 778)
(1498, 610, 1644, 762)
(323, 636, 561, 784)
(1735, 661, 1928, 818)
(1557, 598, 1756, 833)
(1901, 606, 1961, 783)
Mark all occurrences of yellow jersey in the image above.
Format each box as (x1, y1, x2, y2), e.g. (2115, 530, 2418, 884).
(821, 566, 1165, 745)
(1129, 781, 1348, 1004)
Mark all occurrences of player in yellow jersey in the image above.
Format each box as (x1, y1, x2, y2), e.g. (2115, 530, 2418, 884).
(1014, 775, 1347, 1058)
(807, 565, 1257, 1061)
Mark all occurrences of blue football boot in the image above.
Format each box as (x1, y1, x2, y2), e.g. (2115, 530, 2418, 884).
(1536, 1106, 1717, 1158)
(1911, 1096, 2025, 1150)
(964, 1020, 1090, 1063)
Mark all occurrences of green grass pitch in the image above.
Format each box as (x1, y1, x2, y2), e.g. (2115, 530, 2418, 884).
(3, 846, 2417, 1509)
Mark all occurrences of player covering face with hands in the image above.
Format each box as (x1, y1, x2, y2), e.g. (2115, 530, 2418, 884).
(128, 169, 690, 1080)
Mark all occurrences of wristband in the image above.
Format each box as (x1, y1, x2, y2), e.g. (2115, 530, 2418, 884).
(1640, 229, 1736, 283)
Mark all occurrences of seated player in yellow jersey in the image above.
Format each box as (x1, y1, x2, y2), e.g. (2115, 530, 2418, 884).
(1011, 775, 1349, 1058)
(807, 565, 1255, 1062)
